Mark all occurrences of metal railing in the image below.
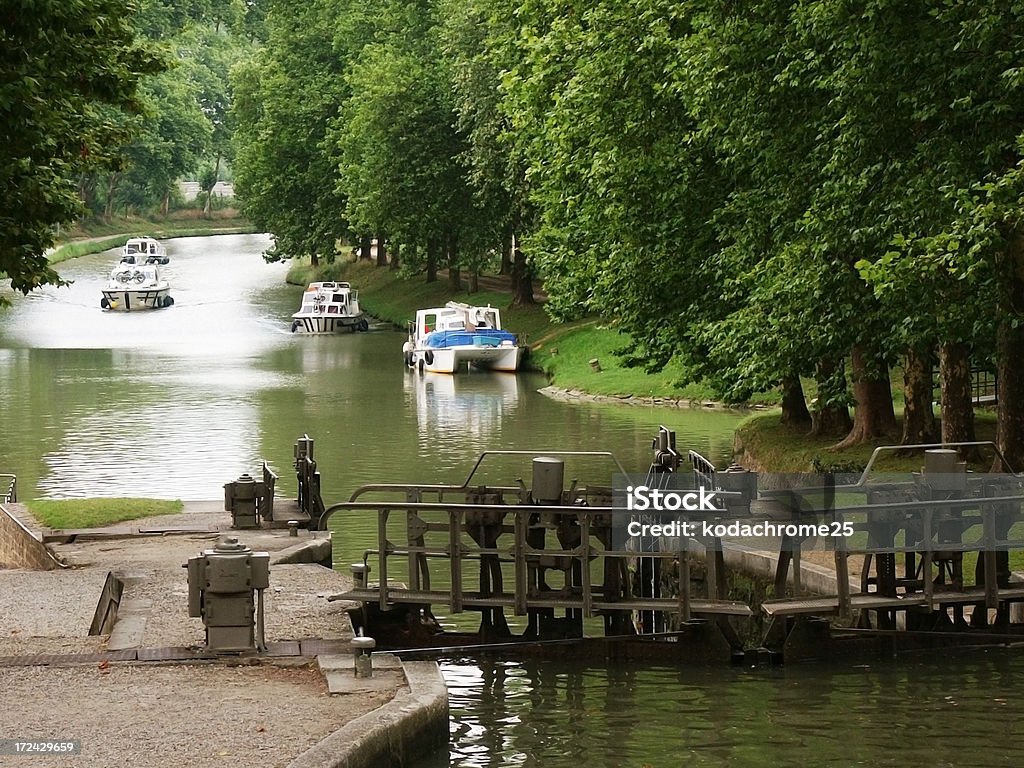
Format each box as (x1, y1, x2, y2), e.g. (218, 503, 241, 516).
(1, 473, 16, 504)
(326, 499, 750, 629)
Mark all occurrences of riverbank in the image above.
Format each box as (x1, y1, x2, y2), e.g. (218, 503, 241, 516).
(47, 211, 258, 265)
(734, 408, 1000, 473)
(298, 257, 760, 406)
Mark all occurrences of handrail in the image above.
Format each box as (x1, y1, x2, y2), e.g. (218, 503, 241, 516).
(347, 449, 629, 503)
(0, 473, 16, 504)
(855, 441, 1017, 484)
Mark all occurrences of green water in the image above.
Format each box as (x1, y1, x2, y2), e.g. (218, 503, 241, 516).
(0, 234, 742, 502)
(422, 652, 1024, 767)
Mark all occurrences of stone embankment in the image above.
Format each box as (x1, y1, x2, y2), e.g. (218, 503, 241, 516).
(0, 503, 63, 570)
(539, 385, 772, 410)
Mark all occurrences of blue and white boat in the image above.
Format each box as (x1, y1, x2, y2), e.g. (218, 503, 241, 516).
(405, 302, 523, 374)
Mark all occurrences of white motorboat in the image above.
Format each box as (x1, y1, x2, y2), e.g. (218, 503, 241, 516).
(101, 262, 173, 311)
(291, 281, 369, 333)
(404, 302, 523, 374)
(121, 236, 169, 264)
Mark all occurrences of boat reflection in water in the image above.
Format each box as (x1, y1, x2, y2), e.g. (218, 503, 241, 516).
(405, 370, 521, 447)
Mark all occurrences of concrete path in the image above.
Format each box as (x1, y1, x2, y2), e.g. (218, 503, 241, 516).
(0, 502, 447, 768)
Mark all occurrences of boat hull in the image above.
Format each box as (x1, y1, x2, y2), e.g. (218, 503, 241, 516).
(101, 288, 172, 311)
(291, 313, 368, 334)
(413, 344, 522, 374)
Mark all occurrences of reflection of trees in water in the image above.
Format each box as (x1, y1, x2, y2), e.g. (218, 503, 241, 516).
(442, 654, 1024, 766)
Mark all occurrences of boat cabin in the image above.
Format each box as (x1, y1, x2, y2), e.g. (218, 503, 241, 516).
(418, 302, 502, 337)
(121, 237, 168, 264)
(298, 282, 358, 315)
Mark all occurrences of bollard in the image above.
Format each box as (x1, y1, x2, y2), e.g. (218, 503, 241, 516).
(185, 535, 270, 652)
(352, 635, 376, 678)
(224, 473, 262, 529)
(288, 520, 299, 537)
(351, 563, 369, 589)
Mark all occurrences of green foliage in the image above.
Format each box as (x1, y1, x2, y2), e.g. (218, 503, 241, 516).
(221, 0, 1024, 457)
(0, 0, 167, 299)
(231, 0, 351, 262)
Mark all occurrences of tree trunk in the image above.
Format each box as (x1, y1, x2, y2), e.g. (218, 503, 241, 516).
(426, 239, 438, 283)
(900, 346, 938, 447)
(359, 234, 373, 261)
(390, 242, 400, 270)
(78, 173, 98, 213)
(469, 269, 479, 293)
(500, 227, 512, 275)
(835, 346, 898, 448)
(447, 233, 461, 292)
(939, 341, 976, 450)
(510, 231, 535, 306)
(993, 236, 1024, 472)
(203, 154, 221, 218)
(376, 235, 387, 267)
(810, 356, 853, 437)
(779, 374, 812, 430)
(310, 252, 319, 268)
(103, 173, 118, 222)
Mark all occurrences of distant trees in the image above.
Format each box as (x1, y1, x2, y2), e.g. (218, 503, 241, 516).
(231, 0, 351, 265)
(77, 2, 260, 221)
(0, 0, 166, 298)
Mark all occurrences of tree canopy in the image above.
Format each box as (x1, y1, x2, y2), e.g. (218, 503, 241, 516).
(0, 0, 166, 295)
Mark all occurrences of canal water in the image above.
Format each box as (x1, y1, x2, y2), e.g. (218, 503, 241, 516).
(1, 234, 1020, 766)
(422, 652, 1024, 767)
(0, 233, 741, 502)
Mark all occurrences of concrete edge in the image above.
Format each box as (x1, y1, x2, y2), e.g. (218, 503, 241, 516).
(287, 659, 449, 768)
(720, 540, 845, 595)
(0, 502, 67, 570)
(271, 536, 333, 566)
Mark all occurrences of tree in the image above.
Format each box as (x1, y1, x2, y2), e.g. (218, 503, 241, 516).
(114, 73, 212, 217)
(0, 0, 165, 299)
(335, 0, 478, 284)
(231, 0, 352, 264)
(441, 0, 536, 304)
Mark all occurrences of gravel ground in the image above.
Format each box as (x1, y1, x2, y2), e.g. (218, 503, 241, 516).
(0, 505, 403, 768)
(2, 662, 398, 768)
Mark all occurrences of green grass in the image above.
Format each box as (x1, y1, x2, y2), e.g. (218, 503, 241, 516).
(536, 324, 719, 400)
(735, 409, 999, 473)
(26, 498, 183, 529)
(48, 217, 257, 265)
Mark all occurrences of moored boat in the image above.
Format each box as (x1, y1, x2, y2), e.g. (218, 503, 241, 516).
(291, 281, 369, 333)
(405, 301, 523, 374)
(101, 262, 173, 311)
(121, 236, 169, 264)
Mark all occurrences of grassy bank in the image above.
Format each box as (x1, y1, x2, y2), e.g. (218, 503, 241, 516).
(48, 210, 257, 265)
(294, 258, 732, 401)
(26, 498, 183, 529)
(734, 409, 999, 473)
